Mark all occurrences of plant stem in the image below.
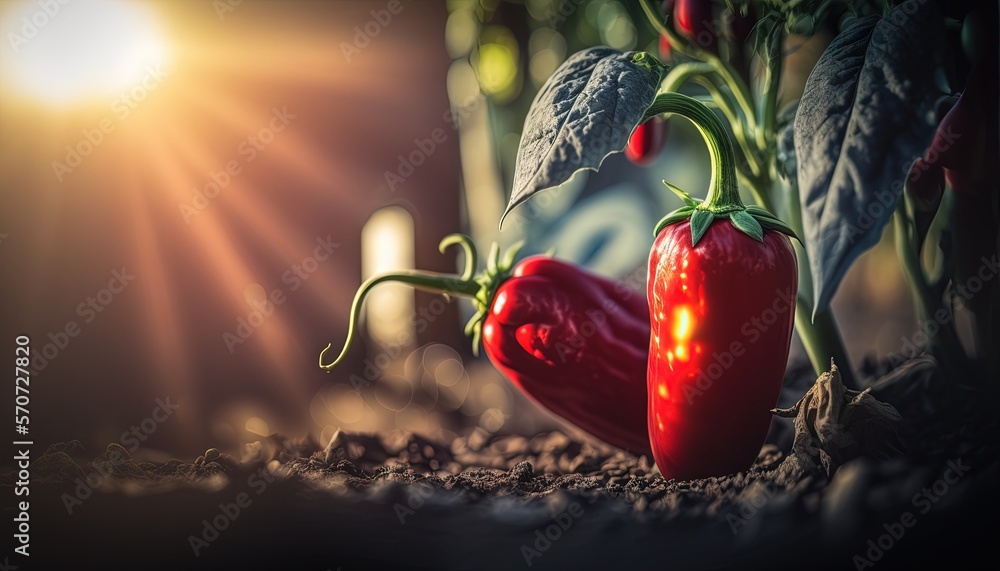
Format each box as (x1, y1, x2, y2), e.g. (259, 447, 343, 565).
(794, 304, 855, 387)
(894, 201, 967, 380)
(750, 173, 856, 387)
(758, 24, 783, 156)
(638, 0, 758, 137)
(643, 93, 740, 212)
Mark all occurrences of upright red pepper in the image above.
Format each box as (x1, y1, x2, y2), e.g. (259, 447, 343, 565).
(642, 94, 798, 480)
(319, 235, 652, 455)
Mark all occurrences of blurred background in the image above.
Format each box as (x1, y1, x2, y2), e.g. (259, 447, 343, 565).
(0, 0, 917, 459)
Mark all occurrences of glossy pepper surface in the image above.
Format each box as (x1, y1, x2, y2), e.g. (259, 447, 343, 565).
(642, 93, 798, 480)
(320, 235, 652, 455)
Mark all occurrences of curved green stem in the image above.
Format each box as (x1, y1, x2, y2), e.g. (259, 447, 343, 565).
(661, 62, 716, 93)
(439, 233, 477, 282)
(319, 234, 482, 371)
(644, 93, 796, 246)
(758, 24, 783, 155)
(645, 93, 740, 212)
(894, 201, 967, 378)
(641, 0, 758, 139)
(661, 64, 765, 191)
(692, 77, 765, 181)
(318, 271, 479, 371)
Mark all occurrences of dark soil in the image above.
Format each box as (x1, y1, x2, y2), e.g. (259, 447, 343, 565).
(7, 356, 1000, 570)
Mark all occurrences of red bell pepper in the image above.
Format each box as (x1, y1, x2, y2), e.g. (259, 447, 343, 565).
(319, 235, 652, 456)
(642, 93, 799, 480)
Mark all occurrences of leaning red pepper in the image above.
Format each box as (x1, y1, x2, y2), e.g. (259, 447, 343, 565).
(642, 93, 798, 480)
(319, 235, 652, 455)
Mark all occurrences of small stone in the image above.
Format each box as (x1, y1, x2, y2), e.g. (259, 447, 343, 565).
(204, 448, 221, 463)
(509, 461, 533, 482)
(202, 461, 225, 474)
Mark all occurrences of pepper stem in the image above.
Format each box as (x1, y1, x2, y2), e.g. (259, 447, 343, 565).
(644, 92, 741, 212)
(644, 93, 798, 246)
(320, 234, 525, 370)
(319, 235, 481, 371)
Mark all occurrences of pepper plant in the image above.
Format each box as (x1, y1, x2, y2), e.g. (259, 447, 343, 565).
(503, 0, 998, 390)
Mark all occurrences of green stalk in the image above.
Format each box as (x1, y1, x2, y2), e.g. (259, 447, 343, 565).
(645, 94, 739, 210)
(747, 170, 856, 388)
(894, 201, 967, 380)
(643, 93, 797, 245)
(660, 64, 769, 206)
(639, 0, 853, 385)
(639, 0, 758, 137)
(319, 234, 519, 370)
(757, 23, 783, 154)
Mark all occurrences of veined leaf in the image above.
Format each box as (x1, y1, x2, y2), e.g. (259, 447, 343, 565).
(502, 47, 663, 227)
(794, 0, 944, 317)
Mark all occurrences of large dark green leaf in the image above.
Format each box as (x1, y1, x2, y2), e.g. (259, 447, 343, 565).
(794, 0, 945, 316)
(501, 47, 663, 227)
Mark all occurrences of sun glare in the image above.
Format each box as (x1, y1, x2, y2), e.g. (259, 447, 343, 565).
(2, 0, 168, 105)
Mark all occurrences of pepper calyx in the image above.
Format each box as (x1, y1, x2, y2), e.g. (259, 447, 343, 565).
(464, 240, 524, 355)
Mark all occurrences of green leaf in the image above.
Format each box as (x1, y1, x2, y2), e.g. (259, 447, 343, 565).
(501, 47, 664, 227)
(653, 206, 694, 236)
(730, 210, 764, 242)
(690, 209, 714, 247)
(663, 180, 701, 207)
(744, 204, 777, 218)
(756, 217, 801, 243)
(795, 0, 945, 316)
